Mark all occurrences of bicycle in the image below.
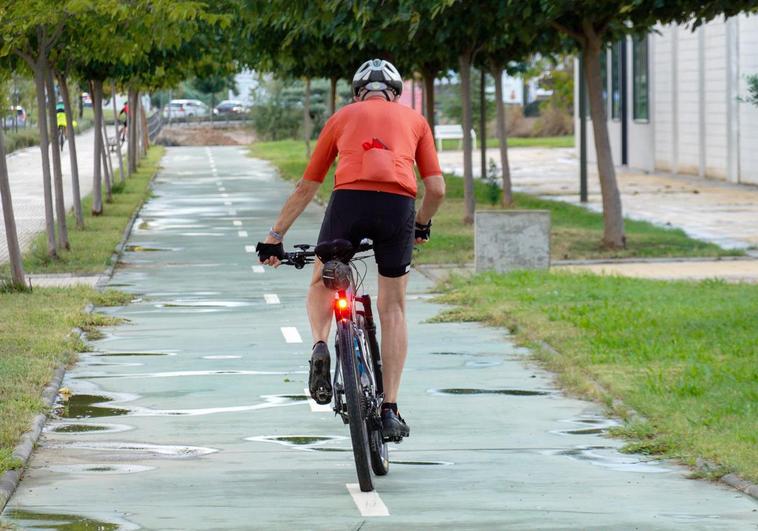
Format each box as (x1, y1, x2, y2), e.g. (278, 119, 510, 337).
(57, 125, 66, 152)
(281, 238, 391, 492)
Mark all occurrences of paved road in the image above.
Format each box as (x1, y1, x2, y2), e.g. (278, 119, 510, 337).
(2, 146, 756, 529)
(438, 147, 758, 252)
(0, 127, 113, 263)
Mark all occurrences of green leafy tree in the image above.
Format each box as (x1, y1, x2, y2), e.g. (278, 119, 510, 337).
(745, 74, 758, 106)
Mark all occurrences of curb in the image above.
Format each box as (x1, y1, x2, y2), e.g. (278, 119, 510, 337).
(0, 157, 161, 513)
(533, 339, 758, 502)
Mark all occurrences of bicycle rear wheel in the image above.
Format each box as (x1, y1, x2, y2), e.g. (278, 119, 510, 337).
(337, 321, 373, 492)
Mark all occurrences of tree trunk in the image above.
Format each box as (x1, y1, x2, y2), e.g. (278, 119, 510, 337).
(140, 101, 148, 156)
(304, 77, 312, 158)
(421, 67, 436, 132)
(328, 76, 337, 116)
(91, 80, 104, 215)
(210, 93, 214, 128)
(128, 88, 138, 174)
(0, 129, 26, 287)
(480, 69, 487, 180)
(492, 64, 512, 206)
(57, 72, 84, 228)
(458, 53, 475, 224)
(111, 81, 125, 183)
(411, 78, 416, 110)
(45, 67, 69, 250)
(100, 120, 112, 202)
(583, 40, 625, 248)
(32, 65, 57, 256)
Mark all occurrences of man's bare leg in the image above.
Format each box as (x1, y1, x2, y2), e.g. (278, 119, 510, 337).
(306, 259, 333, 344)
(377, 273, 409, 403)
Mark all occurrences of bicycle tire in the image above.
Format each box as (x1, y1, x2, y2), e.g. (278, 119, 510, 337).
(369, 427, 389, 475)
(359, 317, 389, 476)
(337, 321, 373, 492)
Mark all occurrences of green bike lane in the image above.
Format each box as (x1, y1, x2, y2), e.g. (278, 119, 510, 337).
(2, 146, 755, 530)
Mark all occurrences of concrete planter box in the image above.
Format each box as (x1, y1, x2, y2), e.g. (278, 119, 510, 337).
(475, 210, 551, 273)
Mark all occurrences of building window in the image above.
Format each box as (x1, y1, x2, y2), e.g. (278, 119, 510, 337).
(611, 41, 622, 120)
(600, 48, 608, 116)
(633, 36, 649, 121)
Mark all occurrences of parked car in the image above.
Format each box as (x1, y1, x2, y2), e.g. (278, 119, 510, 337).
(5, 106, 27, 127)
(213, 100, 248, 116)
(162, 99, 209, 119)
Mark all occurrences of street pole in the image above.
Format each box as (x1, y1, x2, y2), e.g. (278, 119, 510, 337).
(480, 70, 486, 180)
(579, 56, 588, 203)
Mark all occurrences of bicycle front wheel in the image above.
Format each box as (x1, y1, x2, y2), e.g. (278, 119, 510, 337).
(337, 321, 373, 492)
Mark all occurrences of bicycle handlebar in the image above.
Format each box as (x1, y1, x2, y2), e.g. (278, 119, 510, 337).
(280, 242, 373, 269)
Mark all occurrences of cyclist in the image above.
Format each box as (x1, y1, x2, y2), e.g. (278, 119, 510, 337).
(56, 102, 67, 151)
(258, 59, 445, 440)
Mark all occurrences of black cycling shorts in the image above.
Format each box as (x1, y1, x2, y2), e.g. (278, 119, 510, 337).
(318, 190, 415, 278)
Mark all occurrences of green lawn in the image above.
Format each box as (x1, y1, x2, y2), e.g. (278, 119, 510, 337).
(434, 271, 758, 482)
(439, 135, 574, 151)
(0, 288, 130, 475)
(1, 146, 165, 276)
(250, 139, 739, 263)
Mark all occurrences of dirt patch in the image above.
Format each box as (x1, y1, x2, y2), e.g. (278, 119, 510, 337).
(156, 125, 255, 146)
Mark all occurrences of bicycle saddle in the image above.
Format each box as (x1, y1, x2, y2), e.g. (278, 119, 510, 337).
(315, 239, 355, 263)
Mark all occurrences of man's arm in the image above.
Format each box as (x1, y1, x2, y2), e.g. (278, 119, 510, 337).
(415, 174, 445, 244)
(260, 179, 321, 266)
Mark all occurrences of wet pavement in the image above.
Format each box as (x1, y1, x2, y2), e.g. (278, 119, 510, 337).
(2, 146, 756, 529)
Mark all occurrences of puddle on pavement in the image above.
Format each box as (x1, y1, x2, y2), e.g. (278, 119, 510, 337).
(55, 394, 129, 419)
(48, 463, 155, 475)
(552, 415, 620, 436)
(0, 509, 138, 531)
(203, 355, 242, 360)
(246, 434, 347, 450)
(562, 427, 606, 435)
(48, 422, 133, 435)
(91, 351, 176, 357)
(155, 300, 250, 309)
(464, 359, 502, 368)
(124, 244, 176, 252)
(393, 460, 454, 466)
(549, 445, 670, 473)
(48, 441, 218, 458)
(430, 388, 551, 396)
(77, 369, 295, 380)
(429, 351, 465, 356)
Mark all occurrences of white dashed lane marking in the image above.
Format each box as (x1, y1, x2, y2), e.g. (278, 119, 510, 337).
(233, 220, 242, 226)
(280, 327, 302, 344)
(219, 187, 226, 192)
(264, 294, 280, 304)
(238, 231, 248, 238)
(224, 201, 232, 206)
(346, 484, 390, 516)
(252, 265, 265, 273)
(244, 245, 256, 253)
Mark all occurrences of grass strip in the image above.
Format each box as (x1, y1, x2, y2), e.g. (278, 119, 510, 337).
(249, 140, 738, 263)
(433, 270, 758, 482)
(0, 288, 131, 475)
(439, 135, 574, 151)
(2, 146, 165, 275)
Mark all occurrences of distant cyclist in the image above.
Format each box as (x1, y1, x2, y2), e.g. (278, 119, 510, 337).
(56, 102, 67, 151)
(258, 59, 446, 440)
(119, 102, 129, 142)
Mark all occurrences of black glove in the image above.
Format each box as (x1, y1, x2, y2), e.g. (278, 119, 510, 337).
(415, 219, 432, 241)
(256, 242, 284, 262)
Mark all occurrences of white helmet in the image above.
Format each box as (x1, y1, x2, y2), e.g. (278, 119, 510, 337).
(352, 59, 403, 100)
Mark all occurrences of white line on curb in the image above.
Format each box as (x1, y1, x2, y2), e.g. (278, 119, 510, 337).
(233, 220, 242, 226)
(346, 484, 390, 516)
(304, 388, 332, 412)
(264, 294, 280, 304)
(252, 265, 265, 273)
(238, 230, 248, 238)
(280, 327, 302, 344)
(245, 245, 256, 253)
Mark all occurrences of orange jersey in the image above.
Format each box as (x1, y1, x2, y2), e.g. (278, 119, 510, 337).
(302, 98, 441, 198)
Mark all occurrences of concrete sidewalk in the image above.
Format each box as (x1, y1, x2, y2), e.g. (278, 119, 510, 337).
(2, 146, 755, 529)
(0, 127, 118, 263)
(438, 147, 758, 252)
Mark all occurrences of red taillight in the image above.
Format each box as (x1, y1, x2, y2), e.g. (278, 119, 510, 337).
(337, 298, 348, 310)
(334, 295, 350, 319)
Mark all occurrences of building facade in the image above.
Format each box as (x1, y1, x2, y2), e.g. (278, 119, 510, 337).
(575, 13, 758, 185)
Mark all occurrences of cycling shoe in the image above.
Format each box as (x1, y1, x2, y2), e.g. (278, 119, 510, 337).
(381, 408, 410, 441)
(308, 342, 332, 405)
